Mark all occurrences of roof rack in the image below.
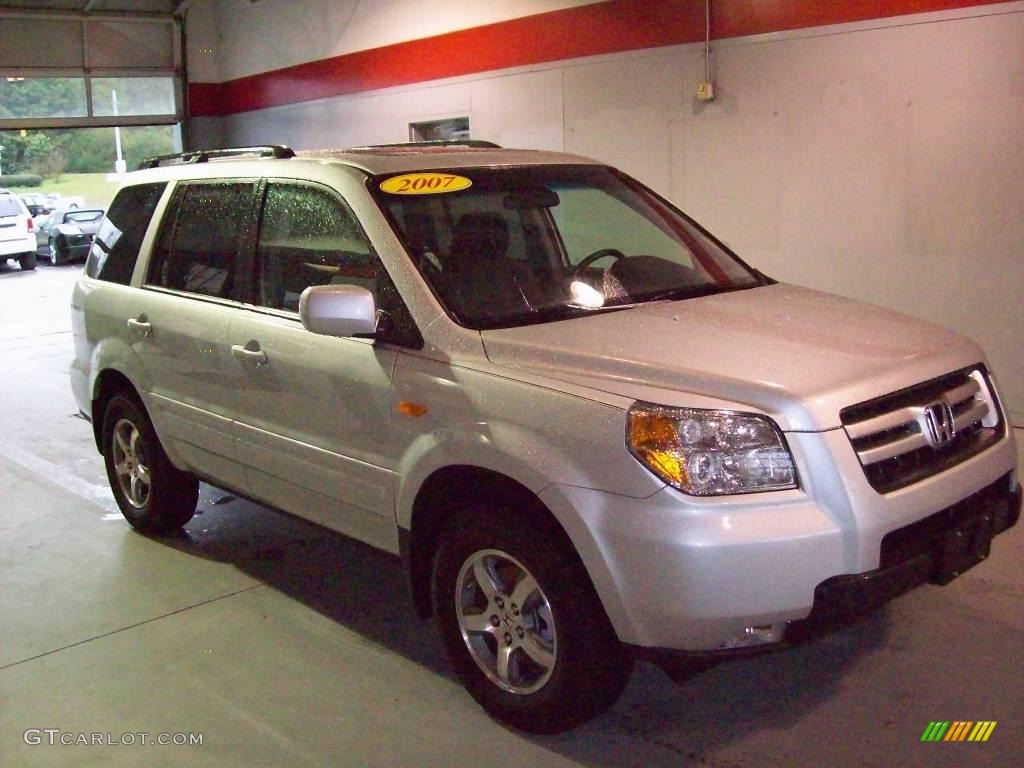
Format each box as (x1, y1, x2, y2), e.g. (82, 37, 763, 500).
(346, 139, 501, 151)
(138, 145, 295, 170)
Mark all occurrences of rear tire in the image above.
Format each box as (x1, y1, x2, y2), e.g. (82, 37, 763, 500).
(19, 251, 36, 271)
(101, 393, 198, 533)
(49, 237, 66, 266)
(432, 504, 632, 733)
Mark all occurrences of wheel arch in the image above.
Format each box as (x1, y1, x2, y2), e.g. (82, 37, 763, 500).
(90, 368, 142, 453)
(404, 464, 590, 620)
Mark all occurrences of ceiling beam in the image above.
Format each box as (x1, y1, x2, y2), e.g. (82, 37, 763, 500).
(0, 8, 174, 22)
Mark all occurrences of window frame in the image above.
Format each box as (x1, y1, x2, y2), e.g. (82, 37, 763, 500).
(143, 177, 260, 304)
(245, 178, 379, 317)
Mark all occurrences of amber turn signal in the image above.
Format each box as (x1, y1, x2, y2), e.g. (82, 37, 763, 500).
(397, 401, 429, 417)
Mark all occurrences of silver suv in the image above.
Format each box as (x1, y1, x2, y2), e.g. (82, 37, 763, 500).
(71, 143, 1020, 732)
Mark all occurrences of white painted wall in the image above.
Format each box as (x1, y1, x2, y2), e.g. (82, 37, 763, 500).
(202, 0, 604, 82)
(184, 0, 220, 83)
(188, 3, 1024, 423)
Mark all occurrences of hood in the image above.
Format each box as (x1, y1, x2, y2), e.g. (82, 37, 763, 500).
(480, 284, 984, 431)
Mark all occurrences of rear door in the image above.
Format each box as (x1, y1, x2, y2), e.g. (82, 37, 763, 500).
(226, 179, 401, 551)
(129, 179, 259, 490)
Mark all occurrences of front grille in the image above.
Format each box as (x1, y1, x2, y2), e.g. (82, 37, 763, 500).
(841, 367, 1004, 493)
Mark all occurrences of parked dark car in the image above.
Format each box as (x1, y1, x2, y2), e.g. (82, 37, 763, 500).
(36, 208, 105, 265)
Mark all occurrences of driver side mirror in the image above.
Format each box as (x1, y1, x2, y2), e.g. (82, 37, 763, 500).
(299, 284, 377, 338)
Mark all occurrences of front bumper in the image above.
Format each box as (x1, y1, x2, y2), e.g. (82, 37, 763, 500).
(637, 474, 1019, 670)
(792, 473, 1019, 630)
(539, 428, 1019, 651)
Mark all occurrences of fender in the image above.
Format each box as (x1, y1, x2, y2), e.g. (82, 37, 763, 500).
(391, 366, 666, 530)
(88, 337, 189, 471)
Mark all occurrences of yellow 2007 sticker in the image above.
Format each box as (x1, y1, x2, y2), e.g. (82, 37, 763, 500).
(380, 173, 472, 195)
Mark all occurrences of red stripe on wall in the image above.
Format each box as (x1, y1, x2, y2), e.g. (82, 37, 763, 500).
(188, 0, 1010, 117)
(187, 82, 224, 117)
(712, 0, 1004, 36)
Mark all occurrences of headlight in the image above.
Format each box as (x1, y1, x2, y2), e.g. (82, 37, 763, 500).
(626, 403, 797, 495)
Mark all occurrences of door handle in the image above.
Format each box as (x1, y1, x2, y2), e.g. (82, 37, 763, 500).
(127, 317, 152, 337)
(231, 342, 268, 366)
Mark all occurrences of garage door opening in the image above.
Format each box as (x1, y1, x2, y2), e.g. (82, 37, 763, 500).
(0, 124, 178, 209)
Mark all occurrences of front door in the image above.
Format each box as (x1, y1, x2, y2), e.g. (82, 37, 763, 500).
(226, 180, 400, 552)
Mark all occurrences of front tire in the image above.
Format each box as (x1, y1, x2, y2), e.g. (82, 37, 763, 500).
(432, 506, 632, 733)
(101, 394, 199, 533)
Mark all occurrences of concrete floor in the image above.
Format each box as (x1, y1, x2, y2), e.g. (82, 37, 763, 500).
(1, 262, 1022, 768)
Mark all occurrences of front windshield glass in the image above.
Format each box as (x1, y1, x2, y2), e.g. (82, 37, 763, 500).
(371, 165, 767, 329)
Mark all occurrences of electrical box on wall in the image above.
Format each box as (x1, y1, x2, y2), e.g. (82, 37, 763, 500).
(696, 81, 715, 101)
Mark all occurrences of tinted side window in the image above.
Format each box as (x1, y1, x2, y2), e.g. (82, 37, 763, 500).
(147, 181, 254, 299)
(86, 182, 167, 285)
(255, 182, 375, 312)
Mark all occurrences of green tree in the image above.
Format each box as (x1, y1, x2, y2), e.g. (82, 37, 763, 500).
(2, 125, 175, 176)
(121, 126, 175, 169)
(23, 133, 54, 173)
(57, 129, 112, 173)
(0, 130, 50, 174)
(41, 147, 67, 183)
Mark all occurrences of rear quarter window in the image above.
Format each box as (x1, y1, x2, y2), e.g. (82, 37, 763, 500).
(0, 196, 24, 216)
(86, 182, 167, 285)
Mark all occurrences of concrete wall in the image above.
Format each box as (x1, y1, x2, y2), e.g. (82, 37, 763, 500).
(186, 2, 1024, 423)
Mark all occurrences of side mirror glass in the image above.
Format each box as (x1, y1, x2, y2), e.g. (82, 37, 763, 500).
(299, 284, 377, 338)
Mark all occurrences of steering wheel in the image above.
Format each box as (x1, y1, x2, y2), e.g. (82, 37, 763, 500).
(572, 248, 626, 277)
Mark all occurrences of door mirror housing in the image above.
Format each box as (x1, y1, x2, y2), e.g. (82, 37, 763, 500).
(299, 284, 378, 338)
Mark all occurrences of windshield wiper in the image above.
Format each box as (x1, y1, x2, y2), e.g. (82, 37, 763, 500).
(472, 282, 760, 329)
(474, 305, 588, 329)
(626, 281, 755, 304)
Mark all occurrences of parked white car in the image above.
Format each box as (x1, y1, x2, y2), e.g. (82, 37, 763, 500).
(0, 192, 37, 270)
(70, 144, 1020, 732)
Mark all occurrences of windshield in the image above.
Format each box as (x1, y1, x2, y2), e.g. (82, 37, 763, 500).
(371, 165, 768, 329)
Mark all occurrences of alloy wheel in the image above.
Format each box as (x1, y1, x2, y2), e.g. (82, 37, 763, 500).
(111, 418, 151, 509)
(455, 548, 557, 694)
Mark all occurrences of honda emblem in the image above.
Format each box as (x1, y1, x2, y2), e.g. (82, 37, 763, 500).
(923, 401, 956, 447)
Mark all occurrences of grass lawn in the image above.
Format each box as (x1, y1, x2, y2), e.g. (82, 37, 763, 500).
(16, 173, 122, 209)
